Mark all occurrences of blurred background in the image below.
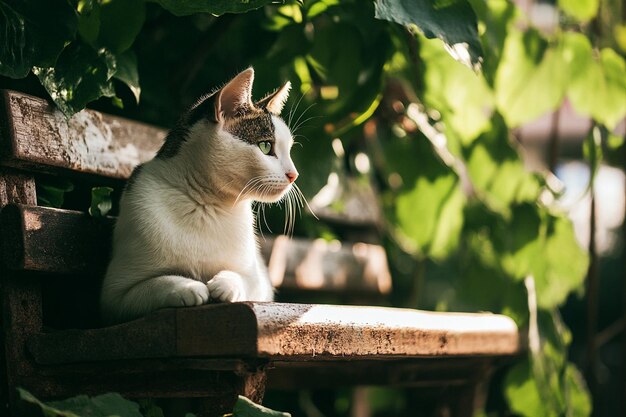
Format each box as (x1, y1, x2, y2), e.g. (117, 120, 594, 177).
(1, 0, 625, 416)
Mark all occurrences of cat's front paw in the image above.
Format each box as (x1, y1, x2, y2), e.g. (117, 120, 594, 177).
(165, 279, 210, 307)
(207, 271, 245, 302)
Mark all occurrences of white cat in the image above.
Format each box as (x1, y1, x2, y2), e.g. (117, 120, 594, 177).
(100, 68, 298, 324)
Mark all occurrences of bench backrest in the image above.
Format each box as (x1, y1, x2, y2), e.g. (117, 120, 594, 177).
(0, 90, 391, 329)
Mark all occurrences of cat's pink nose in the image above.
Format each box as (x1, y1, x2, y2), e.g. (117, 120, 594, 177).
(286, 171, 298, 183)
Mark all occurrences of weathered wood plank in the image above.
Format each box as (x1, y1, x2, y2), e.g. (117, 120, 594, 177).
(29, 302, 521, 365)
(0, 204, 113, 274)
(0, 169, 35, 207)
(0, 90, 164, 179)
(261, 236, 391, 295)
(249, 303, 521, 359)
(0, 205, 391, 296)
(17, 365, 266, 406)
(27, 309, 177, 364)
(266, 358, 495, 389)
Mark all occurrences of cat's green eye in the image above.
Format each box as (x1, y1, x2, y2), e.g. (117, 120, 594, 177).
(258, 141, 272, 155)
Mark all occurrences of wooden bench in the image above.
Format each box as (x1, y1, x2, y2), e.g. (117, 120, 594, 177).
(0, 90, 522, 417)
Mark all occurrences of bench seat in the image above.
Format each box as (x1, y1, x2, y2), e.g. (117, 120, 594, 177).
(29, 302, 521, 365)
(0, 89, 523, 416)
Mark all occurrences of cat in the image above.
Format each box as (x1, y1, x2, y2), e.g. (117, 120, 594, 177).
(100, 68, 299, 324)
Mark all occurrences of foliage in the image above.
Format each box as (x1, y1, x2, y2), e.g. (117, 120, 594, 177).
(18, 388, 144, 417)
(18, 389, 289, 417)
(233, 395, 291, 417)
(3, 0, 623, 415)
(89, 186, 114, 217)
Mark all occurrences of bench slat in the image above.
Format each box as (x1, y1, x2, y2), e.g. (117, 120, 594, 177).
(0, 90, 164, 179)
(28, 302, 521, 365)
(0, 204, 391, 295)
(0, 204, 113, 274)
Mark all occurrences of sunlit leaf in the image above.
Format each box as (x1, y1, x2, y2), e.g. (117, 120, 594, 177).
(464, 116, 541, 210)
(565, 364, 592, 417)
(34, 42, 117, 116)
(500, 203, 542, 280)
(533, 214, 589, 309)
(374, 0, 482, 65)
(233, 395, 291, 417)
(564, 33, 626, 129)
(504, 360, 547, 417)
(306, 0, 340, 18)
(615, 24, 626, 54)
(559, 0, 599, 21)
(495, 29, 566, 127)
(420, 37, 493, 146)
(394, 137, 464, 260)
(467, 0, 519, 82)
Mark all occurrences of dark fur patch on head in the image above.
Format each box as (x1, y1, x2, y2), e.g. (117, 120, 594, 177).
(125, 163, 144, 192)
(156, 127, 189, 159)
(225, 109, 275, 145)
(156, 93, 219, 160)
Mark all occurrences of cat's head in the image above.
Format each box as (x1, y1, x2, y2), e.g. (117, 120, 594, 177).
(161, 68, 298, 204)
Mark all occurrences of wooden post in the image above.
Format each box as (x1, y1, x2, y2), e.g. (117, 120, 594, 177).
(0, 169, 40, 416)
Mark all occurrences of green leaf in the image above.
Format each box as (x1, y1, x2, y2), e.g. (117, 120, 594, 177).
(0, 0, 77, 78)
(467, 0, 519, 82)
(148, 0, 279, 16)
(114, 50, 141, 103)
(306, 0, 340, 18)
(500, 203, 542, 280)
(582, 125, 603, 186)
(504, 360, 547, 417)
(615, 24, 626, 54)
(77, 0, 100, 46)
(464, 116, 541, 210)
(233, 395, 291, 417)
(90, 187, 114, 217)
(495, 29, 566, 127)
(307, 22, 362, 96)
(97, 0, 145, 54)
(564, 33, 626, 129)
(559, 0, 599, 21)
(420, 37, 493, 146)
(18, 388, 143, 417)
(394, 137, 465, 260)
(374, 0, 482, 65)
(34, 42, 117, 117)
(137, 399, 165, 417)
(36, 178, 74, 208)
(533, 214, 589, 309)
(564, 364, 592, 417)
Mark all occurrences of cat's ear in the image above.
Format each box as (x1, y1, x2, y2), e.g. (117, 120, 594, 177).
(215, 68, 255, 121)
(256, 81, 291, 115)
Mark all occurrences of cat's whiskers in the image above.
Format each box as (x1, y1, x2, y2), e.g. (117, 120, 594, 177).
(292, 182, 318, 220)
(287, 89, 309, 130)
(233, 176, 266, 206)
(290, 103, 317, 135)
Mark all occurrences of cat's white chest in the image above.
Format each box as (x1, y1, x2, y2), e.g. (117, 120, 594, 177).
(169, 205, 257, 281)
